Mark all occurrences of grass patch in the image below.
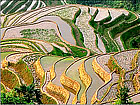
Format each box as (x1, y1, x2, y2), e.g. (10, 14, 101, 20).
(67, 44, 87, 58)
(49, 46, 71, 57)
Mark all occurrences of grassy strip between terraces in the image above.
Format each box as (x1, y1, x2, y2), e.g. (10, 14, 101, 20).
(2, 0, 17, 14)
(9, 59, 34, 86)
(120, 25, 140, 49)
(1, 41, 38, 52)
(1, 69, 20, 89)
(110, 12, 140, 39)
(1, 38, 45, 53)
(49, 43, 87, 58)
(59, 8, 85, 48)
(8, 0, 27, 14)
(1, 15, 8, 28)
(89, 8, 119, 53)
(62, 18, 85, 47)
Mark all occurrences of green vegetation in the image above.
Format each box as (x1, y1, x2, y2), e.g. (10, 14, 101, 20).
(89, 9, 119, 53)
(1, 83, 7, 93)
(120, 25, 140, 49)
(1, 83, 42, 104)
(49, 46, 71, 57)
(1, 15, 8, 28)
(1, 52, 16, 62)
(20, 28, 61, 43)
(1, 39, 45, 53)
(62, 18, 85, 47)
(67, 0, 140, 12)
(72, 8, 81, 23)
(115, 86, 133, 104)
(1, 0, 11, 10)
(16, 0, 33, 13)
(2, 0, 17, 14)
(1, 41, 38, 52)
(67, 44, 87, 57)
(129, 36, 140, 48)
(31, 0, 38, 10)
(8, 0, 27, 14)
(89, 9, 99, 29)
(110, 18, 140, 39)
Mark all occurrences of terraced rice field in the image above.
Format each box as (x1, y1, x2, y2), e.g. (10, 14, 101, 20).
(66, 58, 86, 100)
(1, 2, 140, 104)
(85, 57, 104, 104)
(49, 6, 79, 20)
(94, 8, 109, 22)
(2, 21, 61, 40)
(53, 57, 74, 87)
(0, 0, 62, 15)
(96, 54, 111, 73)
(35, 16, 76, 45)
(114, 50, 138, 71)
(40, 56, 61, 72)
(1, 52, 16, 62)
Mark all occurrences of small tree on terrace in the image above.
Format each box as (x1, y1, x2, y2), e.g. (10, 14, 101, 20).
(115, 85, 133, 104)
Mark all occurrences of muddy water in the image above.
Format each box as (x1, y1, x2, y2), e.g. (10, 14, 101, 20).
(35, 16, 76, 45)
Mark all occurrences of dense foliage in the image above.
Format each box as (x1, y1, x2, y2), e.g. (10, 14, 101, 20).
(1, 83, 42, 104)
(66, 0, 140, 12)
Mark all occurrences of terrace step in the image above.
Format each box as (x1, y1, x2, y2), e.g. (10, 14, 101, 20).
(84, 56, 104, 104)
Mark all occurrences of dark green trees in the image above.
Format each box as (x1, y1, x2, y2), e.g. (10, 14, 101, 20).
(1, 83, 42, 104)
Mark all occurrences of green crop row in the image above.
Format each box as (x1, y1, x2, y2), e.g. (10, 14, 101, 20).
(66, 44, 87, 57)
(8, 0, 27, 14)
(1, 41, 38, 52)
(1, 39, 45, 53)
(1, 15, 8, 28)
(110, 17, 140, 39)
(31, 0, 38, 10)
(2, 0, 17, 14)
(103, 14, 126, 28)
(17, 0, 32, 13)
(125, 12, 137, 22)
(1, 0, 11, 11)
(120, 25, 140, 49)
(129, 36, 140, 49)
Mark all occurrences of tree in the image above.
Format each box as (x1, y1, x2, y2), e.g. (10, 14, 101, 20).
(1, 83, 42, 104)
(115, 85, 133, 104)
